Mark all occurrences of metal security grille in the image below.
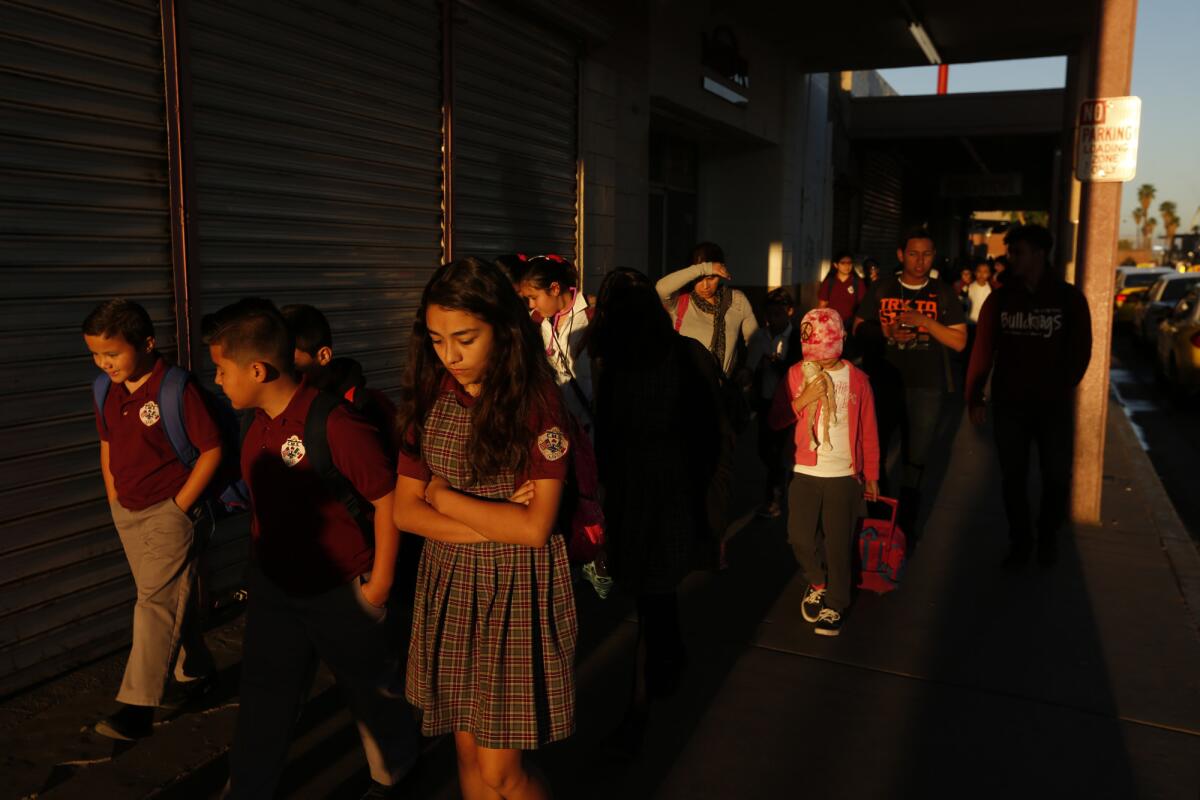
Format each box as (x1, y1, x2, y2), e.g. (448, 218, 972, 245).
(185, 0, 444, 593)
(187, 0, 443, 397)
(0, 0, 176, 695)
(451, 0, 578, 260)
(857, 150, 904, 263)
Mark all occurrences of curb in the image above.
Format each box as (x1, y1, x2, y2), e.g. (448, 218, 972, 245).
(1108, 395, 1200, 637)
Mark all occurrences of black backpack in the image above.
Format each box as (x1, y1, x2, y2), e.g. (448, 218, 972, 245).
(240, 391, 373, 539)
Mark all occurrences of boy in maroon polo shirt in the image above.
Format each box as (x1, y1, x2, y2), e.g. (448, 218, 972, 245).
(82, 299, 220, 740)
(203, 299, 416, 799)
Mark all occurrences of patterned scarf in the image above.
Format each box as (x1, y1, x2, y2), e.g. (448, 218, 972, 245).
(689, 285, 733, 367)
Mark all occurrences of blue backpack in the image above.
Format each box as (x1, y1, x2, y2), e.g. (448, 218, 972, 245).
(92, 365, 252, 512)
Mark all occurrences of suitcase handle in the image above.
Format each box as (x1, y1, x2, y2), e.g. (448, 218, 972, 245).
(865, 495, 899, 532)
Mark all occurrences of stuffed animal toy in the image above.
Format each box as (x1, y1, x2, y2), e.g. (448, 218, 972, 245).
(801, 361, 836, 451)
(796, 308, 846, 452)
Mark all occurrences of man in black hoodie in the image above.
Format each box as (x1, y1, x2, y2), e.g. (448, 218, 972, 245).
(965, 225, 1092, 569)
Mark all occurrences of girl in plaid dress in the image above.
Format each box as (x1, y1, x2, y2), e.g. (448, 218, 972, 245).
(393, 257, 576, 800)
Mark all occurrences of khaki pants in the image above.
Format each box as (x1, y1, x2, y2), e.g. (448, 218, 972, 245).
(223, 567, 418, 798)
(111, 497, 214, 706)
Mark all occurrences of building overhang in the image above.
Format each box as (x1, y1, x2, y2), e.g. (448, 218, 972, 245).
(847, 89, 1067, 140)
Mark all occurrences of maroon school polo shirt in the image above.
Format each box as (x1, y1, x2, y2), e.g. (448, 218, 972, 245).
(95, 356, 222, 511)
(396, 376, 570, 485)
(818, 274, 865, 325)
(242, 383, 395, 596)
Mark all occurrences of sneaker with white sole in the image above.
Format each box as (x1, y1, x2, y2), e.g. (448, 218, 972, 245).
(814, 608, 842, 636)
(801, 584, 826, 623)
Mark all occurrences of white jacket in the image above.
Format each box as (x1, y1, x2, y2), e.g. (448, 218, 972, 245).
(540, 289, 593, 424)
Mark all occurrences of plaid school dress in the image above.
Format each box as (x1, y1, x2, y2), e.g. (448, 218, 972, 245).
(400, 382, 577, 749)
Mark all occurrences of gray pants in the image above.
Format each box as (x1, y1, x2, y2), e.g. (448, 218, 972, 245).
(223, 567, 419, 798)
(786, 474, 863, 612)
(111, 497, 214, 706)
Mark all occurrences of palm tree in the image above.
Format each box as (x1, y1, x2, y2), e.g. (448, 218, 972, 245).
(1137, 183, 1156, 221)
(1142, 216, 1158, 253)
(1160, 201, 1179, 260)
(1132, 206, 1145, 248)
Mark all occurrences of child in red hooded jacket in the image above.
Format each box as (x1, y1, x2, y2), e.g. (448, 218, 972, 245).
(769, 309, 880, 636)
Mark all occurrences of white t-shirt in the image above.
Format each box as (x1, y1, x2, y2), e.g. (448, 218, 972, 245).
(794, 365, 854, 478)
(967, 281, 993, 324)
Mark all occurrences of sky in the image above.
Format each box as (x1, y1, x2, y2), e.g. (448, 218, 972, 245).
(878, 0, 1200, 244)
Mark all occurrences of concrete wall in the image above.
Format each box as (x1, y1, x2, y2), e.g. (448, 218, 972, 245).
(579, 0, 649, 290)
(578, 0, 837, 299)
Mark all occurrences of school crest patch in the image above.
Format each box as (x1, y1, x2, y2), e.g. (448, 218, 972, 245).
(280, 435, 306, 467)
(537, 427, 569, 462)
(138, 401, 160, 427)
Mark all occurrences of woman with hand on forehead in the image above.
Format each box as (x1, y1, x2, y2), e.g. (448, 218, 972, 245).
(654, 241, 759, 379)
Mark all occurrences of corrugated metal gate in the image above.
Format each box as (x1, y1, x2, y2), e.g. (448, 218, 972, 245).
(185, 0, 445, 591)
(857, 150, 904, 264)
(450, 0, 579, 260)
(0, 0, 177, 695)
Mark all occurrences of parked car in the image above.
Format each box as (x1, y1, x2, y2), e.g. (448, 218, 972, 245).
(1155, 290, 1200, 397)
(1115, 266, 1174, 325)
(1131, 273, 1200, 343)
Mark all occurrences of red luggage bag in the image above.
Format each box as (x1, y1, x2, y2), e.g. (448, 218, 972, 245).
(857, 496, 906, 594)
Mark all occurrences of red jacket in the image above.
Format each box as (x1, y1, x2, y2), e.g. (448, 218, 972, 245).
(768, 360, 880, 482)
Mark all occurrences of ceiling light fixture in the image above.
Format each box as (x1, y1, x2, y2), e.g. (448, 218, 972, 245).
(908, 21, 942, 65)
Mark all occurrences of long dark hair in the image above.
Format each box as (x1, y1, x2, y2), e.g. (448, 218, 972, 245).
(589, 268, 673, 366)
(396, 257, 556, 484)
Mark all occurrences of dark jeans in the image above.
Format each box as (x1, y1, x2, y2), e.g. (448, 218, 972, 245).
(993, 404, 1074, 547)
(224, 568, 419, 799)
(875, 385, 945, 490)
(786, 473, 862, 612)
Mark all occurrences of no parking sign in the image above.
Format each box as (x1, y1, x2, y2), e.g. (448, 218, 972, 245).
(1075, 96, 1141, 182)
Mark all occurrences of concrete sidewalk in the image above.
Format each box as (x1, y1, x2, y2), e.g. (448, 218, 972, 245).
(4, 398, 1199, 799)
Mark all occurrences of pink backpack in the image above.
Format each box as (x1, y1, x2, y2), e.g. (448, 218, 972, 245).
(857, 496, 906, 594)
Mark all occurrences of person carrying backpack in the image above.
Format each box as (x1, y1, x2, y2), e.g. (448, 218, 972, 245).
(204, 299, 418, 799)
(770, 309, 880, 637)
(82, 299, 223, 740)
(280, 303, 399, 446)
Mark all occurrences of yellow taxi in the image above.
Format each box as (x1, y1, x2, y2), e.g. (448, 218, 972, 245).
(1155, 289, 1200, 396)
(1115, 266, 1174, 325)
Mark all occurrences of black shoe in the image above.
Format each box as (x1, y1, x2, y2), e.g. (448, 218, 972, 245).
(801, 584, 826, 623)
(1037, 536, 1059, 567)
(161, 673, 216, 708)
(94, 704, 154, 741)
(813, 608, 843, 637)
(1002, 542, 1032, 571)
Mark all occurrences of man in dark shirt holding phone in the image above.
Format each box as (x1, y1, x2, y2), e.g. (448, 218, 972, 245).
(855, 228, 967, 535)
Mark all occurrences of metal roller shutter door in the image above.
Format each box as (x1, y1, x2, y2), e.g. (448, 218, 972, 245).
(0, 0, 176, 695)
(188, 0, 443, 395)
(186, 0, 444, 592)
(858, 150, 903, 264)
(452, 0, 578, 260)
